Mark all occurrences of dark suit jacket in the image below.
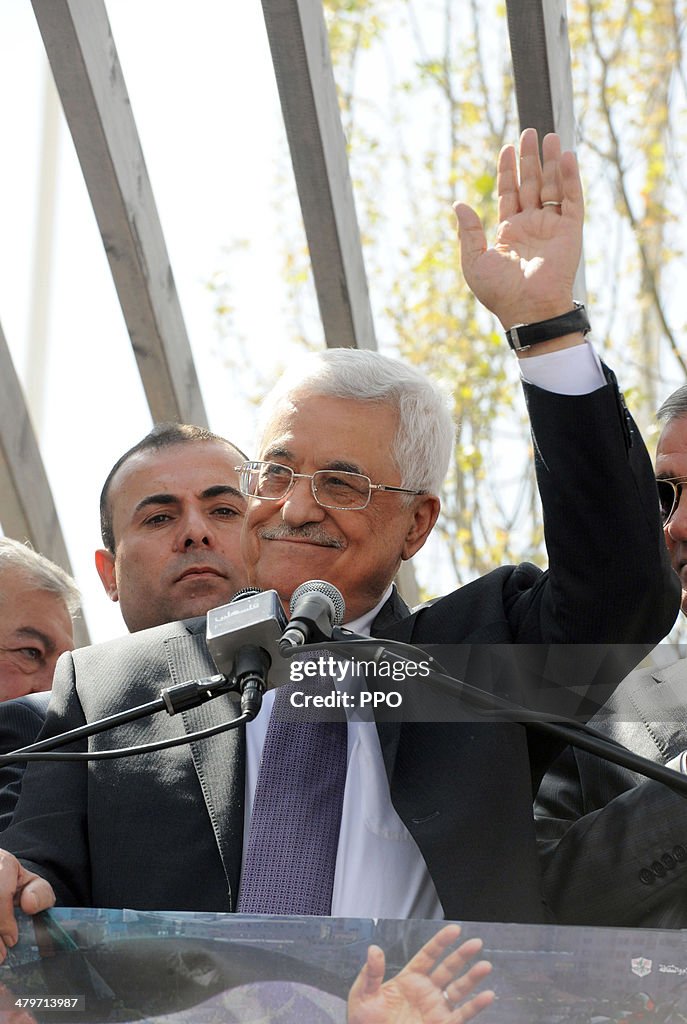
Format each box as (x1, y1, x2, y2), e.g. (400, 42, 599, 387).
(2, 376, 679, 924)
(0, 692, 50, 831)
(536, 655, 687, 928)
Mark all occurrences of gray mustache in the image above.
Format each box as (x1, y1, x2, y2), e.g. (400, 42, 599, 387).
(259, 524, 344, 548)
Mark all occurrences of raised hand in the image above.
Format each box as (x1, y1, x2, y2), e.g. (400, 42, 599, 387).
(454, 128, 584, 333)
(347, 923, 494, 1024)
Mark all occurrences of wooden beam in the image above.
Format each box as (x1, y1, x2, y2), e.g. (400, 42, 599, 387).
(0, 323, 90, 646)
(505, 0, 576, 150)
(261, 0, 377, 350)
(505, 0, 586, 299)
(30, 0, 207, 426)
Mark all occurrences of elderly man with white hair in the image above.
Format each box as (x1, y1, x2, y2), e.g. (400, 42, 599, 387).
(0, 538, 80, 829)
(0, 538, 79, 702)
(0, 131, 677, 956)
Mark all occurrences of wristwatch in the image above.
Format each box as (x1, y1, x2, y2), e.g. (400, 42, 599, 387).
(505, 302, 591, 352)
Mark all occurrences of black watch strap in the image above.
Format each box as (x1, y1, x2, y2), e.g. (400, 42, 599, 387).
(505, 302, 591, 352)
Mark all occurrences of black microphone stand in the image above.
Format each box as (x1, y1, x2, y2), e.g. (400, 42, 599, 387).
(323, 631, 687, 799)
(0, 674, 251, 764)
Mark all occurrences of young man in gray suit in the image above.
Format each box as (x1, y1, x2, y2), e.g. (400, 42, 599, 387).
(535, 384, 687, 928)
(0, 130, 678, 949)
(0, 424, 249, 824)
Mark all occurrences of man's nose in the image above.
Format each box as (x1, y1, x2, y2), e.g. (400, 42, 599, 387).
(175, 507, 213, 549)
(281, 476, 326, 525)
(667, 487, 687, 542)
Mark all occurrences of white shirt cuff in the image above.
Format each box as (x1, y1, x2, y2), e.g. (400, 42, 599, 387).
(666, 751, 687, 774)
(518, 340, 606, 395)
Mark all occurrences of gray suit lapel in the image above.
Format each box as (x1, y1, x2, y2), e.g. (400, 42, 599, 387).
(164, 626, 245, 908)
(625, 658, 687, 760)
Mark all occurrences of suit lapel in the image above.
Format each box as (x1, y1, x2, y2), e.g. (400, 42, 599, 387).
(371, 586, 411, 633)
(164, 622, 245, 908)
(370, 588, 411, 779)
(625, 658, 687, 760)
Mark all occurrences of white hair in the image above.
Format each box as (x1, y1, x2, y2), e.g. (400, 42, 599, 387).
(657, 384, 687, 426)
(258, 349, 455, 494)
(0, 538, 81, 616)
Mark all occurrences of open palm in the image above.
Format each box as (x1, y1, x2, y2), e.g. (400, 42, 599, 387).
(454, 129, 584, 331)
(347, 924, 494, 1024)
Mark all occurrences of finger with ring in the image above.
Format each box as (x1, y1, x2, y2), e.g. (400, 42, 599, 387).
(542, 200, 562, 207)
(442, 988, 455, 1010)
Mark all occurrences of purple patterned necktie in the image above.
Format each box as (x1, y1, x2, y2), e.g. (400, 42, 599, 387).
(237, 655, 347, 916)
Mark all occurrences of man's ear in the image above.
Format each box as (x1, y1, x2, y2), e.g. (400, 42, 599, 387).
(401, 495, 441, 560)
(95, 549, 119, 603)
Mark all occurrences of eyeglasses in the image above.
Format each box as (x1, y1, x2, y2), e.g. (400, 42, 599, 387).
(656, 476, 687, 525)
(236, 461, 427, 511)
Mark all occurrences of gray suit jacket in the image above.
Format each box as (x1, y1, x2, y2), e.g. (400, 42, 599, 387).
(536, 656, 687, 927)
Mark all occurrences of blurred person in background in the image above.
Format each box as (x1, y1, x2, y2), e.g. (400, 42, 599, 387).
(0, 538, 80, 829)
(536, 383, 687, 928)
(0, 538, 79, 703)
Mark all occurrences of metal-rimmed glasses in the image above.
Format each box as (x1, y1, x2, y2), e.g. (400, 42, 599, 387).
(657, 477, 687, 526)
(236, 461, 427, 511)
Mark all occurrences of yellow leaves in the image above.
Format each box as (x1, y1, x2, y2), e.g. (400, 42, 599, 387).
(456, 444, 483, 474)
(474, 173, 496, 201)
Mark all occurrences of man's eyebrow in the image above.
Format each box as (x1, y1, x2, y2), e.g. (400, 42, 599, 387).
(133, 487, 246, 516)
(325, 460, 365, 475)
(261, 449, 366, 476)
(200, 485, 246, 502)
(134, 493, 178, 515)
(262, 445, 294, 462)
(14, 626, 54, 653)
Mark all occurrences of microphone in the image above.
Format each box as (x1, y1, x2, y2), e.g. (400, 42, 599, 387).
(279, 580, 345, 652)
(206, 588, 289, 717)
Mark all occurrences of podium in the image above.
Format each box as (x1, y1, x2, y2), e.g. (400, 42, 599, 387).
(3, 909, 687, 1022)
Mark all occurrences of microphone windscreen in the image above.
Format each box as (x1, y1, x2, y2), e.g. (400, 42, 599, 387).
(230, 587, 264, 603)
(289, 580, 345, 625)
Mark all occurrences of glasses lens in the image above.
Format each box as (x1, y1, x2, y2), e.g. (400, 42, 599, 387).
(313, 471, 370, 509)
(657, 480, 678, 524)
(242, 462, 293, 499)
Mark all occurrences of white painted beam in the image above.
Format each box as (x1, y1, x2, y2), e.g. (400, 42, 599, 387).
(505, 0, 586, 300)
(31, 0, 207, 425)
(0, 322, 90, 646)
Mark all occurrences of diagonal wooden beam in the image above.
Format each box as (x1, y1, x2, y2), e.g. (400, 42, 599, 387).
(261, 0, 377, 350)
(505, 0, 586, 298)
(0, 322, 90, 646)
(31, 0, 207, 426)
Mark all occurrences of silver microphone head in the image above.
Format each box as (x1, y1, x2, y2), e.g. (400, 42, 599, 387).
(289, 580, 345, 625)
(230, 587, 264, 602)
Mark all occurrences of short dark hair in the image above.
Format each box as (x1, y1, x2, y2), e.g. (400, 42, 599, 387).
(99, 423, 248, 553)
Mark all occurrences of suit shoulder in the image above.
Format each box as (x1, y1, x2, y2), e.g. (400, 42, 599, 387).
(420, 562, 542, 612)
(12, 692, 51, 716)
(393, 563, 543, 643)
(71, 617, 204, 667)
